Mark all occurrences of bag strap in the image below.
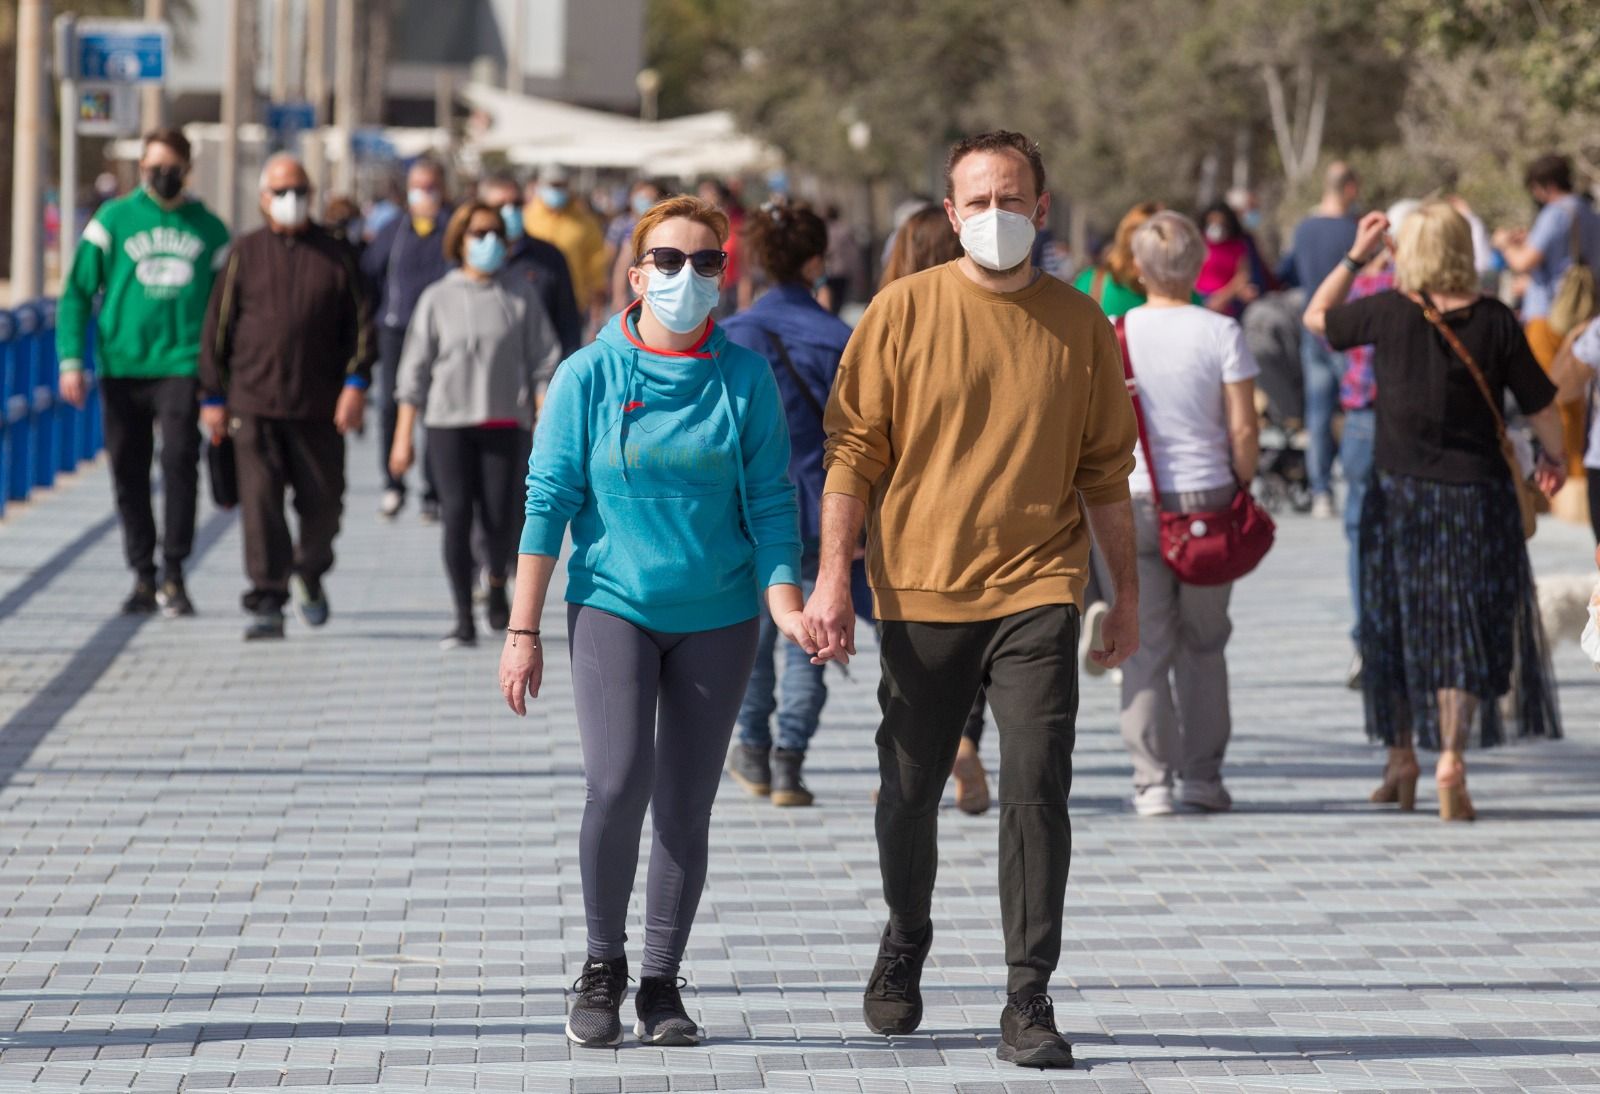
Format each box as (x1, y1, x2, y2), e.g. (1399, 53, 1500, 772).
(764, 329, 827, 422)
(1414, 291, 1510, 447)
(1568, 198, 1585, 266)
(1090, 267, 1107, 305)
(1113, 316, 1163, 508)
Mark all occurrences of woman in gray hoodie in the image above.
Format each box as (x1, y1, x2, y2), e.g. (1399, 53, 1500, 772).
(391, 201, 564, 647)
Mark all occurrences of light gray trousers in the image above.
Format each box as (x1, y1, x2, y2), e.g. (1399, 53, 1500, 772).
(568, 604, 760, 978)
(1118, 489, 1236, 791)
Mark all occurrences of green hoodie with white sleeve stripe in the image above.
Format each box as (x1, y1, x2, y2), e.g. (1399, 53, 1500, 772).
(56, 188, 230, 379)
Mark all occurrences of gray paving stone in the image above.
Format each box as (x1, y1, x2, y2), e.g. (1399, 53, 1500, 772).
(2, 440, 1599, 1094)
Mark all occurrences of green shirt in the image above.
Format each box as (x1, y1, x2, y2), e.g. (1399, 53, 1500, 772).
(1071, 267, 1206, 318)
(57, 188, 230, 379)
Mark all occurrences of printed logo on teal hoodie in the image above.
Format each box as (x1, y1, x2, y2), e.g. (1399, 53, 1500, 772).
(521, 304, 802, 634)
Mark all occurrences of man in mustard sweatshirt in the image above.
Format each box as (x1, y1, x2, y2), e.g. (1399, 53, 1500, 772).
(57, 128, 230, 617)
(804, 131, 1140, 1070)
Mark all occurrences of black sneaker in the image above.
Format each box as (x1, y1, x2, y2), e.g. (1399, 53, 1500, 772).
(291, 574, 330, 628)
(485, 582, 510, 632)
(863, 922, 932, 1035)
(122, 577, 159, 615)
(418, 498, 441, 524)
(156, 573, 195, 618)
(999, 993, 1074, 1069)
(439, 620, 477, 650)
(243, 610, 286, 641)
(634, 975, 703, 1045)
(726, 744, 771, 797)
(770, 748, 814, 807)
(566, 956, 628, 1048)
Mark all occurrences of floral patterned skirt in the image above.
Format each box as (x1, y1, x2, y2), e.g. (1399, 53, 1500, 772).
(1358, 471, 1560, 749)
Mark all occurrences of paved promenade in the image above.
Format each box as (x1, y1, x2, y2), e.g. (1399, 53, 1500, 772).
(1, 440, 1598, 1093)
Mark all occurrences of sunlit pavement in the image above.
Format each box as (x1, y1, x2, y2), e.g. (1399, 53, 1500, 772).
(1, 439, 1597, 1093)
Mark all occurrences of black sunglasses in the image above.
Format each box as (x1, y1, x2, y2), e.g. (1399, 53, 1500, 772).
(270, 185, 309, 198)
(639, 247, 728, 277)
(467, 227, 506, 240)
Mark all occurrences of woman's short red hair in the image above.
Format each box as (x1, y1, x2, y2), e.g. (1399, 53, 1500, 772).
(630, 195, 730, 262)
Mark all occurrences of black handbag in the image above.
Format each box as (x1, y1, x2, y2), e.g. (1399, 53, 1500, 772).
(207, 437, 239, 509)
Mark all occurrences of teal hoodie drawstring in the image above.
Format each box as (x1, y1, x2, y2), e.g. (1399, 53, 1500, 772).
(711, 350, 756, 547)
(618, 349, 639, 484)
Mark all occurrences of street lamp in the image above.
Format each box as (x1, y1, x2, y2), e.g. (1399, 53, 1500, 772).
(636, 68, 660, 123)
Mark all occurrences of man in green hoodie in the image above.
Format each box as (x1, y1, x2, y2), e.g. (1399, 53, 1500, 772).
(57, 128, 231, 617)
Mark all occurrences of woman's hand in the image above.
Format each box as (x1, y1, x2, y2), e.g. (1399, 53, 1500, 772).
(775, 609, 820, 659)
(1534, 450, 1567, 498)
(388, 437, 414, 481)
(499, 633, 544, 716)
(1352, 211, 1390, 264)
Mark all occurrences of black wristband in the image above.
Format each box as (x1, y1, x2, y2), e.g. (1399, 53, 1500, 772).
(1341, 253, 1364, 274)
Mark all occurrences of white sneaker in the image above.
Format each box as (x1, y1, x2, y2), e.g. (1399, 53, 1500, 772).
(1345, 651, 1364, 691)
(1132, 785, 1177, 817)
(1310, 494, 1336, 520)
(1178, 780, 1233, 813)
(378, 488, 404, 519)
(1079, 600, 1111, 677)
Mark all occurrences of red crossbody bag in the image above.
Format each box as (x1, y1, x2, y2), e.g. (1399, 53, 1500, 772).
(1114, 316, 1276, 586)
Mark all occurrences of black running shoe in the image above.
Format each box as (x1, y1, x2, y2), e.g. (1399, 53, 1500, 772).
(243, 610, 286, 641)
(439, 620, 477, 650)
(566, 956, 628, 1048)
(122, 577, 159, 615)
(634, 975, 703, 1045)
(291, 574, 330, 628)
(485, 582, 510, 633)
(157, 576, 195, 618)
(998, 993, 1075, 1069)
(863, 922, 932, 1035)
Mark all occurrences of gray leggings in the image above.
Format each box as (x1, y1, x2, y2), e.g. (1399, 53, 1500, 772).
(568, 604, 760, 978)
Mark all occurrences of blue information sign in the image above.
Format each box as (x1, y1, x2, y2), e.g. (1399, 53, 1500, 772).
(75, 22, 169, 84)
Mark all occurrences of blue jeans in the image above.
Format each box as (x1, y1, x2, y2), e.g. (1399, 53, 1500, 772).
(737, 560, 826, 752)
(1339, 407, 1376, 641)
(1301, 331, 1345, 498)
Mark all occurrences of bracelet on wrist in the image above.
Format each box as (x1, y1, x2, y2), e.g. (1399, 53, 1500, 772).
(1340, 253, 1364, 274)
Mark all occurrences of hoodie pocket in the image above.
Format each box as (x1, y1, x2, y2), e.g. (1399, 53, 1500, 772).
(588, 489, 753, 608)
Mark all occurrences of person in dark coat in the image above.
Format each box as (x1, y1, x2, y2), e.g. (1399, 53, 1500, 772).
(200, 154, 374, 640)
(480, 173, 584, 361)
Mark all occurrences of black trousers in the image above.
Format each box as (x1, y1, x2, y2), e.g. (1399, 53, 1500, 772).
(99, 376, 200, 581)
(428, 426, 527, 621)
(876, 603, 1080, 998)
(1588, 470, 1600, 545)
(234, 415, 345, 613)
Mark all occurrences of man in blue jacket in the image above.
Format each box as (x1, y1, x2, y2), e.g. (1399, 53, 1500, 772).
(720, 203, 854, 807)
(362, 157, 453, 520)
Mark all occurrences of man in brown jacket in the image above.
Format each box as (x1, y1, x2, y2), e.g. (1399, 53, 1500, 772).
(200, 154, 374, 640)
(803, 131, 1139, 1069)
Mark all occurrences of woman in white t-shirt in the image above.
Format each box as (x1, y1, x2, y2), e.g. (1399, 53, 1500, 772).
(1118, 211, 1261, 817)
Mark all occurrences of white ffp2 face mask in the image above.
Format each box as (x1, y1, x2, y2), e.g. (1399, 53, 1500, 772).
(957, 203, 1039, 272)
(270, 191, 309, 229)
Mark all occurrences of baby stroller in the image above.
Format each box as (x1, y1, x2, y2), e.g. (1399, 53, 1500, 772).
(1242, 292, 1313, 515)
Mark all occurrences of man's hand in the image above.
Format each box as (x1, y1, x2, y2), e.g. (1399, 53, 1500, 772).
(200, 404, 228, 445)
(334, 386, 366, 435)
(59, 370, 88, 409)
(802, 574, 857, 666)
(1091, 594, 1139, 670)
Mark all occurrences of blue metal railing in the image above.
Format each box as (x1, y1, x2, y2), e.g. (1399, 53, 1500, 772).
(0, 300, 103, 519)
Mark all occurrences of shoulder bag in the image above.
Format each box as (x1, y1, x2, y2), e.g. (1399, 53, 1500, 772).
(1113, 316, 1275, 585)
(1416, 292, 1539, 539)
(206, 435, 239, 510)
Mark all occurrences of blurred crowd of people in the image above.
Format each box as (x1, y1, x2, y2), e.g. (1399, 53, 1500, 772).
(51, 121, 1599, 1065)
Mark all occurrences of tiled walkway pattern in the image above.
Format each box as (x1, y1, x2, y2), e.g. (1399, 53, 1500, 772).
(1, 442, 1598, 1093)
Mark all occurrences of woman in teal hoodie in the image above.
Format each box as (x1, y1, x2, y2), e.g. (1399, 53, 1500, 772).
(498, 196, 813, 1049)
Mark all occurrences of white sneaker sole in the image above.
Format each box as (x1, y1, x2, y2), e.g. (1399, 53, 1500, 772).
(565, 1018, 622, 1047)
(1080, 602, 1110, 677)
(633, 1019, 705, 1045)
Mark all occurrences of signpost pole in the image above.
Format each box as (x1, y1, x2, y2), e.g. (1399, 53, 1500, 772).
(139, 0, 166, 132)
(55, 16, 78, 287)
(10, 0, 49, 303)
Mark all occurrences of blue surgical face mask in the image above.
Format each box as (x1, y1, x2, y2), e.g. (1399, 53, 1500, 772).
(466, 232, 507, 274)
(631, 192, 657, 217)
(500, 204, 525, 241)
(539, 185, 570, 210)
(1241, 208, 1263, 232)
(644, 264, 720, 334)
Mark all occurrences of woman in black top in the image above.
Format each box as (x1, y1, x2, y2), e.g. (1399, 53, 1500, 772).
(1305, 203, 1566, 821)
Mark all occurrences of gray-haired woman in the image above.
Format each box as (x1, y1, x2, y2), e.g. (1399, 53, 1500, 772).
(1117, 211, 1261, 817)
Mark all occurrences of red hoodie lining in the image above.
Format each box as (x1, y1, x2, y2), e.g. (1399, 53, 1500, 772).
(621, 298, 715, 359)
